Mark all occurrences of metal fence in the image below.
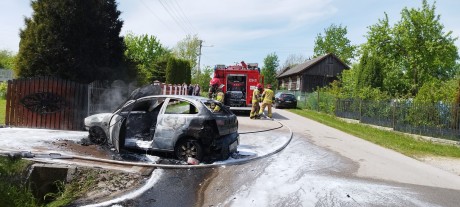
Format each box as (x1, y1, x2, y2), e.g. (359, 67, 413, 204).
(277, 90, 460, 141)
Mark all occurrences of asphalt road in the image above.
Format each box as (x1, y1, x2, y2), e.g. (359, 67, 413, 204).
(3, 108, 460, 206)
(114, 109, 460, 207)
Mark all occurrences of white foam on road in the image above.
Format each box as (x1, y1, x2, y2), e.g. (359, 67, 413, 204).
(223, 138, 439, 207)
(0, 127, 87, 153)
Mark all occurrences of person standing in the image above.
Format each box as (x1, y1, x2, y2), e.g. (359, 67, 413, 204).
(187, 84, 194, 95)
(194, 84, 201, 96)
(208, 78, 225, 112)
(208, 78, 220, 99)
(259, 84, 274, 119)
(250, 83, 263, 119)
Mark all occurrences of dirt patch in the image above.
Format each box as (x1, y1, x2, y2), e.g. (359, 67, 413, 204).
(53, 138, 114, 159)
(68, 166, 147, 205)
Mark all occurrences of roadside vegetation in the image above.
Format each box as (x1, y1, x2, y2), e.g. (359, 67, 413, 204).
(0, 98, 5, 125)
(290, 109, 460, 158)
(0, 156, 37, 207)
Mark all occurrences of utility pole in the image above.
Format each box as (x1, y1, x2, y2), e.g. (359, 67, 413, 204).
(197, 40, 203, 73)
(197, 40, 213, 73)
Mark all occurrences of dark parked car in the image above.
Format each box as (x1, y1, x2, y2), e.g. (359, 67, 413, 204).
(274, 92, 297, 109)
(84, 95, 239, 161)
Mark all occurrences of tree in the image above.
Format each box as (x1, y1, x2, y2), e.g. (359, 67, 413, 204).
(16, 0, 133, 83)
(192, 66, 213, 93)
(173, 34, 201, 70)
(166, 56, 191, 84)
(314, 24, 356, 65)
(0, 50, 16, 70)
(261, 53, 279, 88)
(393, 0, 458, 94)
(360, 0, 458, 96)
(280, 54, 308, 71)
(124, 33, 171, 85)
(356, 51, 384, 89)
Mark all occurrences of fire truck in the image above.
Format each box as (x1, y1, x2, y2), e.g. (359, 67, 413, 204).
(211, 61, 264, 109)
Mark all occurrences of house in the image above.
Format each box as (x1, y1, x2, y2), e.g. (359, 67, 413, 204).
(276, 53, 349, 92)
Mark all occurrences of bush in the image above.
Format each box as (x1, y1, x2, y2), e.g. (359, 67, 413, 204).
(0, 82, 7, 99)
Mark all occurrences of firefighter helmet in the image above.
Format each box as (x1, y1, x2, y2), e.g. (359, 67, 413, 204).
(256, 83, 263, 89)
(210, 78, 220, 86)
(266, 84, 272, 89)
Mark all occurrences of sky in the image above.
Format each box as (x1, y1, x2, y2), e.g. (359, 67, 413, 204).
(1, 0, 459, 69)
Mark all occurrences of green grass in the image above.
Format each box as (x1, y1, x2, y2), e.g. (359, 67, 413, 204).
(0, 98, 5, 125)
(290, 109, 460, 158)
(0, 156, 38, 207)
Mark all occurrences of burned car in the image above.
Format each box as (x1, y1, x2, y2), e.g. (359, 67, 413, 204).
(84, 95, 239, 161)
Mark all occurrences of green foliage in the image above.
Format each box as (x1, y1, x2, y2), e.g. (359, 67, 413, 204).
(0, 157, 37, 207)
(16, 0, 133, 83)
(405, 79, 458, 128)
(394, 0, 458, 93)
(414, 79, 457, 104)
(0, 99, 5, 125)
(261, 53, 279, 88)
(0, 81, 7, 99)
(45, 169, 97, 207)
(124, 33, 171, 85)
(356, 51, 384, 89)
(173, 34, 201, 69)
(0, 50, 16, 70)
(191, 66, 213, 93)
(314, 24, 356, 65)
(331, 63, 359, 99)
(360, 0, 458, 96)
(166, 56, 191, 84)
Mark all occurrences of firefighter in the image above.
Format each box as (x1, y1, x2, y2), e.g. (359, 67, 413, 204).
(208, 78, 221, 99)
(259, 84, 275, 119)
(209, 78, 225, 112)
(250, 83, 263, 119)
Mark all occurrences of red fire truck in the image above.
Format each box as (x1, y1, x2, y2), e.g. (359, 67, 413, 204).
(211, 61, 264, 109)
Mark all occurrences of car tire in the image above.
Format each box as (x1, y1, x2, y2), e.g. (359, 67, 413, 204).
(175, 139, 203, 161)
(88, 126, 107, 145)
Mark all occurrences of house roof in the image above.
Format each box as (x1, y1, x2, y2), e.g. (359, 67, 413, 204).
(277, 53, 349, 78)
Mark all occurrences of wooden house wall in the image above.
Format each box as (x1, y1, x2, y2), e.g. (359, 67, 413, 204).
(298, 56, 347, 92)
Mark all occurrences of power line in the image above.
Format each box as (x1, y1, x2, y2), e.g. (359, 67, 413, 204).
(158, 0, 190, 34)
(138, 0, 176, 34)
(171, 0, 198, 34)
(162, 0, 195, 34)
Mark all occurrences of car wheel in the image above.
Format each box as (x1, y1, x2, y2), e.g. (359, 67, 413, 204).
(88, 126, 107, 145)
(175, 139, 203, 161)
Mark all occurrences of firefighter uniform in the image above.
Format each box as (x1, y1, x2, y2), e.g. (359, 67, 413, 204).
(213, 91, 225, 112)
(259, 85, 274, 118)
(250, 87, 262, 119)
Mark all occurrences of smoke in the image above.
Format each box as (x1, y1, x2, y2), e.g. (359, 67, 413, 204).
(89, 80, 137, 114)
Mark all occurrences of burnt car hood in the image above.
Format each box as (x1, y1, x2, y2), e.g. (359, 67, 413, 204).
(84, 113, 113, 129)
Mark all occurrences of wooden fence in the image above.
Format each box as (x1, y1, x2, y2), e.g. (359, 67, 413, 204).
(5, 77, 88, 130)
(5, 77, 198, 130)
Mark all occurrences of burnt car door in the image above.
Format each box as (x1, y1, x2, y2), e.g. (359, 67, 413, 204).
(110, 97, 165, 151)
(152, 98, 199, 151)
(109, 100, 135, 152)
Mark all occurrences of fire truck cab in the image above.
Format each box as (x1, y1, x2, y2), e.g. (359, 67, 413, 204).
(212, 61, 263, 109)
